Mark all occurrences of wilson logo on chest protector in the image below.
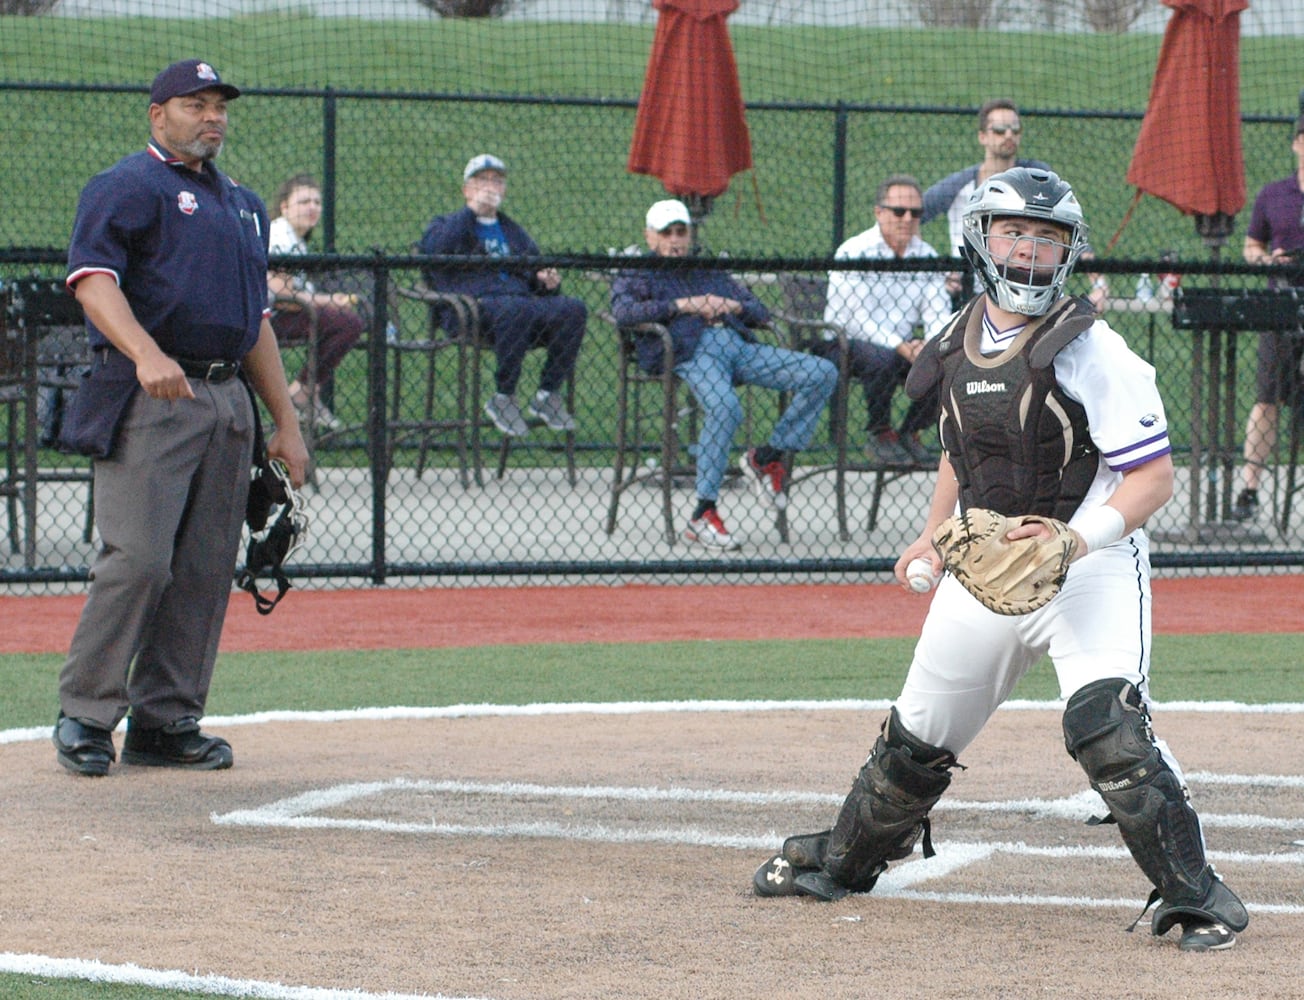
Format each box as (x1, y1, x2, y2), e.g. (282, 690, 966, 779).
(965, 379, 1007, 395)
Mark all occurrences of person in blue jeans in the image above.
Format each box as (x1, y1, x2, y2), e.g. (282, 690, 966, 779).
(611, 199, 837, 550)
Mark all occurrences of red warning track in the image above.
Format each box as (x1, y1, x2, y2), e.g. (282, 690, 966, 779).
(0, 576, 1298, 655)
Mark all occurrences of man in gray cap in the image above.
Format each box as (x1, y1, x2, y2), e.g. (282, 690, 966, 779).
(418, 153, 587, 437)
(53, 59, 308, 776)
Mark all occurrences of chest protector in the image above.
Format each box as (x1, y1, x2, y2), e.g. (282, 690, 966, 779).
(906, 295, 1099, 520)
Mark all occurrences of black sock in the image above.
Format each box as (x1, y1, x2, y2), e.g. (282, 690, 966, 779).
(753, 445, 783, 467)
(692, 498, 716, 520)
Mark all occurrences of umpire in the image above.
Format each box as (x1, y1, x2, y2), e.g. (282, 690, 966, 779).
(52, 59, 309, 777)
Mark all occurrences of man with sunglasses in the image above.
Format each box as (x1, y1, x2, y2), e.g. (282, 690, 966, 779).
(1231, 112, 1304, 522)
(822, 174, 952, 466)
(923, 99, 1049, 305)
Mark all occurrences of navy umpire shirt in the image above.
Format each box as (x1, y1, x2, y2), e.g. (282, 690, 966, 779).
(67, 140, 270, 361)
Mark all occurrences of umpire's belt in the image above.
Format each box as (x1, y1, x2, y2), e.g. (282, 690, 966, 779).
(172, 356, 241, 383)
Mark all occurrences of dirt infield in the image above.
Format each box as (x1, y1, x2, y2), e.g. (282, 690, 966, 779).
(3, 579, 1302, 999)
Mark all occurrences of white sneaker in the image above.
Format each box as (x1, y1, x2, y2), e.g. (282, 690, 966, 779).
(741, 448, 787, 510)
(311, 403, 343, 432)
(485, 393, 529, 436)
(684, 509, 742, 550)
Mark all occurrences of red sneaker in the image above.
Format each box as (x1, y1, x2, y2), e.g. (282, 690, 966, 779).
(741, 448, 787, 510)
(684, 508, 742, 550)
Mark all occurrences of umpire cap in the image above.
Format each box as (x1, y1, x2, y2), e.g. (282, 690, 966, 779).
(150, 59, 241, 105)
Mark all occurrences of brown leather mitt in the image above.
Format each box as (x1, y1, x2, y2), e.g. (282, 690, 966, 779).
(931, 508, 1078, 615)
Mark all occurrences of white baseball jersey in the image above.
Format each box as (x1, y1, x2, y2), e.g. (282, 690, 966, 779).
(893, 308, 1181, 770)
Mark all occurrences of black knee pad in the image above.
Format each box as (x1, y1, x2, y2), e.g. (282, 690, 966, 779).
(1062, 678, 1160, 787)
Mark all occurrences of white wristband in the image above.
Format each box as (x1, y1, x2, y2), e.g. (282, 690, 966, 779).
(1073, 505, 1127, 554)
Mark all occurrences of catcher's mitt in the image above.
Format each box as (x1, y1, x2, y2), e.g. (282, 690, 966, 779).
(931, 508, 1078, 615)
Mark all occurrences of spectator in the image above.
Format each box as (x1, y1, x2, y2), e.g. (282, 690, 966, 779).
(611, 199, 838, 550)
(924, 99, 1109, 313)
(54, 58, 308, 776)
(1232, 113, 1304, 522)
(267, 172, 365, 432)
(417, 153, 586, 437)
(923, 99, 1051, 305)
(822, 174, 952, 466)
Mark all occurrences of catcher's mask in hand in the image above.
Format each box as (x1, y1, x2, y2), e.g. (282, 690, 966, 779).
(237, 459, 309, 615)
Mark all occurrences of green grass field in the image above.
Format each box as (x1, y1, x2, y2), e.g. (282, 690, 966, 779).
(5, 632, 1300, 733)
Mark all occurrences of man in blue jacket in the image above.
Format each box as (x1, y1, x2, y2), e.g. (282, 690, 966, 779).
(611, 200, 837, 550)
(418, 154, 587, 436)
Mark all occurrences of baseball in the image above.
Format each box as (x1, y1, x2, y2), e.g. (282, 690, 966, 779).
(906, 557, 940, 593)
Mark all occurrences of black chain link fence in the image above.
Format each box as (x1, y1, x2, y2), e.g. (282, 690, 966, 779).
(5, 246, 1303, 590)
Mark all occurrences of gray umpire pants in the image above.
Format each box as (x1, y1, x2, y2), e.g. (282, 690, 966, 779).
(58, 377, 254, 731)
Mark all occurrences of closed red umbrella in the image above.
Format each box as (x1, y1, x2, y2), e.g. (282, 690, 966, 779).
(627, 0, 753, 214)
(1126, 0, 1247, 225)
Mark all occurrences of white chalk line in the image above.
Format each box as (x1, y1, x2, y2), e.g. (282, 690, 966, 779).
(0, 952, 485, 1000)
(5, 696, 1304, 745)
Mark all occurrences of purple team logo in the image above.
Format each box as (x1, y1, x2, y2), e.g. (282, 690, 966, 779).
(196, 63, 218, 82)
(1140, 413, 1158, 427)
(177, 191, 199, 216)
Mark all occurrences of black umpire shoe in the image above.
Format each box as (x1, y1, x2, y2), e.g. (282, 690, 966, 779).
(52, 712, 116, 777)
(122, 716, 233, 770)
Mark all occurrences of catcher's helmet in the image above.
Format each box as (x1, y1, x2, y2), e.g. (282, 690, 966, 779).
(961, 167, 1088, 316)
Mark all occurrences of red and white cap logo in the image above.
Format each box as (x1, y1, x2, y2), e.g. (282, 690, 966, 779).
(196, 63, 218, 82)
(177, 191, 198, 215)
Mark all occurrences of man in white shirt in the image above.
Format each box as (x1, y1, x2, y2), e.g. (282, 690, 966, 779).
(822, 174, 953, 466)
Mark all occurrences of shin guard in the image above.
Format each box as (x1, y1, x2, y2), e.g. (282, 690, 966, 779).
(797, 708, 955, 900)
(1062, 678, 1248, 935)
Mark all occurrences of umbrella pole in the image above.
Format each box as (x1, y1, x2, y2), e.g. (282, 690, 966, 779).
(684, 194, 714, 253)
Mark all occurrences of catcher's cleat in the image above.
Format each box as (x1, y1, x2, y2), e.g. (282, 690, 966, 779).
(1178, 921, 1236, 953)
(753, 855, 801, 897)
(793, 870, 851, 902)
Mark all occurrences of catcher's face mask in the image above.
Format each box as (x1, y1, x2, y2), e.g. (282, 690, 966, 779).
(961, 167, 1088, 316)
(237, 459, 308, 615)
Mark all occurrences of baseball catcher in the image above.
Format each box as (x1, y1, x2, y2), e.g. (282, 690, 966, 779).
(754, 167, 1248, 953)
